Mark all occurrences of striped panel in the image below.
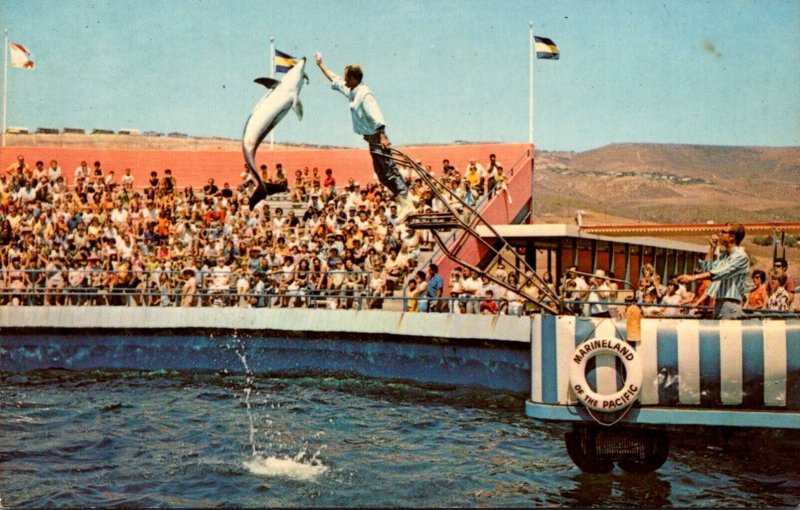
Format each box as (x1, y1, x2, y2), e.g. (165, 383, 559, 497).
(763, 320, 787, 406)
(531, 315, 543, 403)
(698, 322, 721, 406)
(677, 320, 701, 404)
(638, 319, 660, 404)
(787, 321, 800, 409)
(742, 321, 765, 406)
(656, 322, 680, 405)
(541, 314, 557, 404)
(556, 316, 577, 404)
(530, 317, 800, 411)
(719, 319, 744, 405)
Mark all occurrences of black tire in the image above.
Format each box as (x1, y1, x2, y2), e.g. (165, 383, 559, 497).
(617, 431, 670, 473)
(565, 431, 614, 474)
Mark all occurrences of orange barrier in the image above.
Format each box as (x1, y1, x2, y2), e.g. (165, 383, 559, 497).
(1, 143, 530, 189)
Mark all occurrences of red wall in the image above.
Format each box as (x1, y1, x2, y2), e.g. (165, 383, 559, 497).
(432, 146, 535, 293)
(1, 143, 531, 189)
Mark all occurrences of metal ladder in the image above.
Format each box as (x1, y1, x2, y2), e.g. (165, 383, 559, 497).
(376, 147, 564, 315)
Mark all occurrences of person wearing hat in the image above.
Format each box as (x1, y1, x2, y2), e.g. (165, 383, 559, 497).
(588, 269, 611, 318)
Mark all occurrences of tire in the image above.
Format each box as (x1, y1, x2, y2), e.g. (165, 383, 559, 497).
(565, 431, 614, 474)
(617, 430, 669, 473)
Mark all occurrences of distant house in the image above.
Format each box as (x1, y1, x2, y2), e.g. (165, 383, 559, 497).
(6, 126, 28, 134)
(63, 127, 86, 134)
(35, 127, 60, 134)
(117, 128, 141, 135)
(91, 128, 115, 135)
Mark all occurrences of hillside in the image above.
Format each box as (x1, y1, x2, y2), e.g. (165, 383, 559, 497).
(534, 143, 800, 224)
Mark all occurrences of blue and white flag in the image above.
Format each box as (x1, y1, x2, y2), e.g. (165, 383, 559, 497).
(274, 49, 297, 73)
(534, 36, 560, 60)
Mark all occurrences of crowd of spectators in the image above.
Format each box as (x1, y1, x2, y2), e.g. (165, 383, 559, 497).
(3, 153, 793, 317)
(559, 260, 796, 319)
(0, 152, 515, 312)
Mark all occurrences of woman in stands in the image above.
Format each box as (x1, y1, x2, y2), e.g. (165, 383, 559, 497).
(746, 269, 768, 310)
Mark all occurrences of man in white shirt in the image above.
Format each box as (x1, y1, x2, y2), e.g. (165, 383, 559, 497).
(461, 269, 483, 314)
(315, 52, 414, 220)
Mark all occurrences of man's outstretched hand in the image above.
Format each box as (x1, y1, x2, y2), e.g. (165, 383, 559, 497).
(314, 52, 323, 65)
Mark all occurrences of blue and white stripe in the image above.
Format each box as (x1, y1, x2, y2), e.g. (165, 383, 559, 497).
(531, 315, 800, 411)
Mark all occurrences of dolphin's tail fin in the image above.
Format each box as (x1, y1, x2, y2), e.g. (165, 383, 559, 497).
(248, 183, 269, 210)
(248, 181, 289, 210)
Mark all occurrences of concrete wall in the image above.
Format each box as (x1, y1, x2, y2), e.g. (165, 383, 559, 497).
(0, 306, 531, 343)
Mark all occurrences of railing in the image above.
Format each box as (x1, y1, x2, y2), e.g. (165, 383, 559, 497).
(412, 146, 533, 274)
(2, 268, 797, 318)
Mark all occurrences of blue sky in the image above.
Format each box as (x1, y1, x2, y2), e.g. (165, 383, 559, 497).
(2, 0, 799, 151)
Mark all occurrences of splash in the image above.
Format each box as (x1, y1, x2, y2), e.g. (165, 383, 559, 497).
(228, 336, 328, 481)
(244, 450, 328, 481)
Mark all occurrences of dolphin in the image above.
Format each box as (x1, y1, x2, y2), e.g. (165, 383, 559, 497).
(242, 56, 308, 209)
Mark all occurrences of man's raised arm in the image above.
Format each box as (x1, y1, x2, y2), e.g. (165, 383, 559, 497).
(315, 52, 337, 83)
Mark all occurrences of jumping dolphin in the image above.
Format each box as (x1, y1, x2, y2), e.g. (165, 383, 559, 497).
(242, 56, 308, 209)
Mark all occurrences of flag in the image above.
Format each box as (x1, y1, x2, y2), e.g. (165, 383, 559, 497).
(274, 49, 297, 73)
(9, 42, 35, 69)
(534, 36, 559, 60)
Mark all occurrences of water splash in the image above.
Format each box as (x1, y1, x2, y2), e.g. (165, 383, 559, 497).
(228, 337, 329, 480)
(229, 338, 258, 458)
(244, 450, 329, 481)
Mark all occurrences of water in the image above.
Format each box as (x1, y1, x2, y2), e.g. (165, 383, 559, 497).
(2, 368, 799, 507)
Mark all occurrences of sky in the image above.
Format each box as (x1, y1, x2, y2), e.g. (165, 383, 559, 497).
(1, 0, 799, 152)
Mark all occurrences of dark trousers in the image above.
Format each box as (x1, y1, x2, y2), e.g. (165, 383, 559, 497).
(364, 134, 408, 198)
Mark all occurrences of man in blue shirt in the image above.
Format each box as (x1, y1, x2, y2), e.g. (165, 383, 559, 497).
(678, 223, 751, 319)
(315, 52, 415, 221)
(422, 263, 444, 313)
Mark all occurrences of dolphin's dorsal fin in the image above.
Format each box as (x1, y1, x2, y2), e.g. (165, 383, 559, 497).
(293, 96, 304, 120)
(254, 77, 280, 89)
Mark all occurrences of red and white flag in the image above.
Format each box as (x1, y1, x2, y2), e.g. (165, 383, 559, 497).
(9, 42, 35, 69)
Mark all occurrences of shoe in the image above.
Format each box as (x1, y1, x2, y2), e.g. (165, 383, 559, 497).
(395, 195, 417, 223)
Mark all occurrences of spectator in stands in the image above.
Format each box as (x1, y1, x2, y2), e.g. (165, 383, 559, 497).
(493, 165, 511, 204)
(464, 160, 484, 195)
(448, 266, 464, 313)
(121, 168, 135, 190)
(405, 277, 419, 312)
(502, 273, 525, 316)
(587, 269, 611, 318)
(767, 258, 795, 309)
(461, 268, 482, 314)
(661, 280, 685, 315)
(419, 263, 443, 313)
(746, 269, 768, 310)
(181, 268, 197, 307)
(767, 274, 792, 312)
(562, 265, 589, 315)
(479, 288, 498, 315)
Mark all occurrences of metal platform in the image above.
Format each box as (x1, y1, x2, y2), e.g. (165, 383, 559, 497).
(375, 148, 564, 315)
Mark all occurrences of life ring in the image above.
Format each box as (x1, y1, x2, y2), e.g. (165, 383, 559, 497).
(569, 337, 642, 412)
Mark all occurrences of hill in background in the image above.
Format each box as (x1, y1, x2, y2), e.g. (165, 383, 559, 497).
(534, 143, 800, 224)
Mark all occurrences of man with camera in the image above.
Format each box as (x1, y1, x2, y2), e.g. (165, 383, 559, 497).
(677, 223, 750, 319)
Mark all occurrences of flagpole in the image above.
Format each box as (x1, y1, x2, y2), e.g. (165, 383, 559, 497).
(528, 21, 534, 145)
(269, 36, 275, 151)
(528, 21, 535, 223)
(3, 29, 9, 148)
